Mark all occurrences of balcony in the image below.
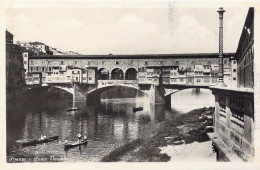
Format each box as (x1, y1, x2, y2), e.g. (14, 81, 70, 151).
(98, 80, 138, 87)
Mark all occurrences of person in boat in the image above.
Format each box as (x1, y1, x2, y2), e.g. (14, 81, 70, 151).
(40, 135, 47, 141)
(82, 135, 87, 141)
(77, 133, 82, 143)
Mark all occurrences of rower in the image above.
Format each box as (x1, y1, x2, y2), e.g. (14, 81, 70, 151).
(40, 135, 46, 141)
(77, 133, 82, 143)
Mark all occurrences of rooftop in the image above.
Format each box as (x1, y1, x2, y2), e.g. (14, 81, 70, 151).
(29, 53, 235, 59)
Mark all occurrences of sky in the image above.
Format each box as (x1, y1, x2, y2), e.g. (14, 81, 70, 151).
(6, 1, 249, 55)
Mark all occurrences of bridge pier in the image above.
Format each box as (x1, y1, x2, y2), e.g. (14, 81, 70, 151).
(74, 88, 87, 102)
(165, 95, 171, 107)
(149, 85, 165, 104)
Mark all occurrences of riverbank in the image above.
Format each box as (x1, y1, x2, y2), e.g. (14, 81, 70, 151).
(100, 107, 215, 162)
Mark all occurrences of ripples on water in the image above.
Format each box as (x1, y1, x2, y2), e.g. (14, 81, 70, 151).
(6, 89, 214, 162)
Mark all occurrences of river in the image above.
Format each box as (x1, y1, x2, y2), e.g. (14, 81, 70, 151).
(6, 88, 215, 162)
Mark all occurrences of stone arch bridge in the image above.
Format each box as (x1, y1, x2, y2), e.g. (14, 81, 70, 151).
(24, 81, 211, 106)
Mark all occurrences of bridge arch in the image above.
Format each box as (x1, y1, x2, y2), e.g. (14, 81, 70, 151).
(87, 84, 149, 97)
(164, 87, 210, 97)
(97, 68, 109, 80)
(111, 68, 124, 80)
(125, 68, 137, 80)
(20, 85, 74, 98)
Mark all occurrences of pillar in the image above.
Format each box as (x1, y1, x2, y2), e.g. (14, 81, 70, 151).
(74, 85, 86, 102)
(165, 95, 171, 107)
(123, 72, 125, 80)
(217, 7, 227, 87)
(149, 85, 165, 104)
(109, 73, 112, 80)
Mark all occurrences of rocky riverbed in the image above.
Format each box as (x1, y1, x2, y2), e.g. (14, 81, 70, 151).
(101, 107, 215, 162)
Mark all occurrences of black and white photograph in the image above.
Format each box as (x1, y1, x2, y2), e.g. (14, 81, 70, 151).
(1, 0, 259, 168)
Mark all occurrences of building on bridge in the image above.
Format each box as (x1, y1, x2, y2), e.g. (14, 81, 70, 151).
(45, 65, 96, 85)
(209, 7, 254, 162)
(27, 53, 235, 87)
(26, 72, 42, 85)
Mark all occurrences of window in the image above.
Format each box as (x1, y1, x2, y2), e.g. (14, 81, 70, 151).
(48, 61, 50, 64)
(191, 61, 195, 65)
(197, 79, 201, 83)
(145, 61, 148, 65)
(78, 71, 80, 73)
(49, 67, 52, 72)
(42, 67, 45, 71)
(116, 61, 119, 65)
(233, 60, 237, 64)
(180, 78, 184, 82)
(74, 61, 77, 65)
(31, 60, 34, 64)
(160, 61, 163, 65)
(76, 77, 78, 81)
(207, 61, 211, 64)
(233, 77, 236, 80)
(36, 67, 39, 71)
(175, 61, 179, 65)
(88, 61, 91, 65)
(24, 61, 27, 64)
(61, 61, 64, 65)
(224, 59, 228, 65)
(233, 69, 237, 72)
(72, 71, 74, 74)
(89, 77, 92, 80)
(30, 67, 33, 72)
(24, 54, 28, 57)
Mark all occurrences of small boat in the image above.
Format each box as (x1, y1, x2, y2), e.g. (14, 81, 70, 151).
(17, 136, 59, 147)
(64, 139, 88, 149)
(66, 107, 81, 112)
(133, 107, 143, 112)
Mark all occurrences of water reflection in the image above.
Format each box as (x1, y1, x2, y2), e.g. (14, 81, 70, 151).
(171, 89, 214, 113)
(7, 97, 170, 161)
(7, 88, 214, 162)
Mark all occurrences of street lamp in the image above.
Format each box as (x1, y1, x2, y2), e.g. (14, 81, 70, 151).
(217, 7, 227, 87)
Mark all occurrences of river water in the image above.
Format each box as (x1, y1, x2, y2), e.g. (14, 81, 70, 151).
(6, 88, 214, 162)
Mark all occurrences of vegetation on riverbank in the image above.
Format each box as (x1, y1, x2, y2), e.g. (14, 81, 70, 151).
(101, 138, 144, 162)
(100, 107, 214, 162)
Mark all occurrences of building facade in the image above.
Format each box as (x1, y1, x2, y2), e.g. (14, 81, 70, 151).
(209, 8, 254, 162)
(28, 53, 234, 86)
(6, 30, 25, 99)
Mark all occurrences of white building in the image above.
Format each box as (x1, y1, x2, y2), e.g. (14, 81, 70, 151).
(194, 65, 204, 85)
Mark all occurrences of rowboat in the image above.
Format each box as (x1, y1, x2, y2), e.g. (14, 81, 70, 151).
(16, 136, 59, 147)
(133, 107, 143, 112)
(64, 139, 88, 149)
(66, 107, 81, 112)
